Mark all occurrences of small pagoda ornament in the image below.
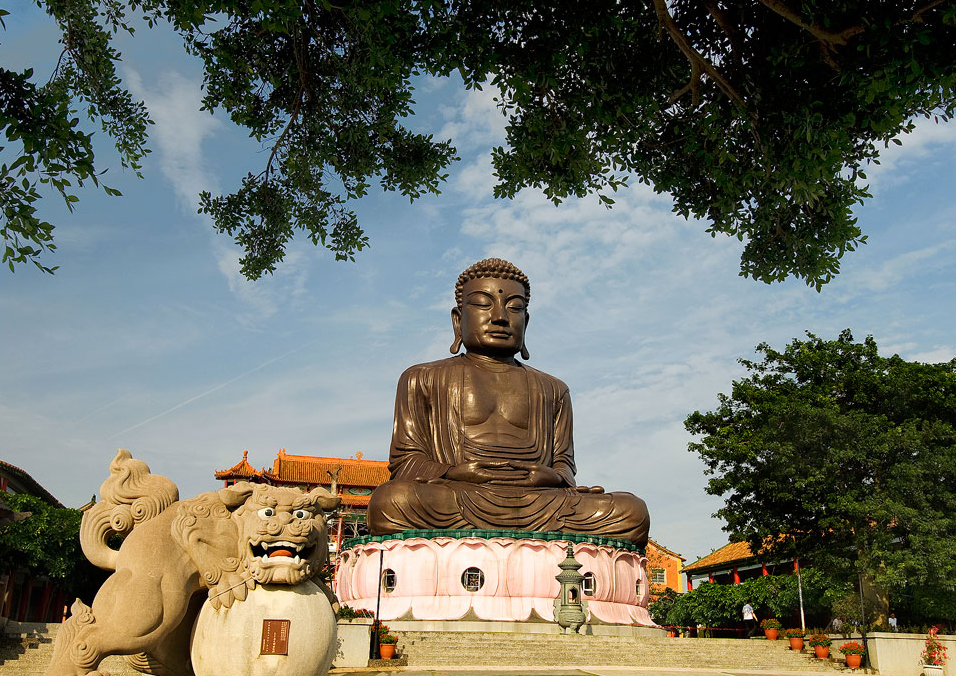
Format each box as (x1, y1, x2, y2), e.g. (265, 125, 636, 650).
(553, 542, 589, 634)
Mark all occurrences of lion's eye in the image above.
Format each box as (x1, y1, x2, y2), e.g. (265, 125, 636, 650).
(258, 507, 275, 519)
(293, 509, 309, 520)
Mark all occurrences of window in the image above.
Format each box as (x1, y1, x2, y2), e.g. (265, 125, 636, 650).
(381, 568, 396, 593)
(461, 567, 484, 592)
(650, 567, 667, 585)
(582, 572, 596, 597)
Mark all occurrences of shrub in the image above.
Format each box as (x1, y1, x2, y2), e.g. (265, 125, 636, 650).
(649, 587, 680, 623)
(760, 618, 783, 630)
(808, 633, 832, 647)
(784, 628, 806, 638)
(337, 605, 374, 620)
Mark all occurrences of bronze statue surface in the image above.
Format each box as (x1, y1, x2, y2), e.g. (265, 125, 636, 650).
(367, 258, 649, 546)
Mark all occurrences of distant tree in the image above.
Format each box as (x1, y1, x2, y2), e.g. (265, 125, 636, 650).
(3, 2, 955, 285)
(649, 586, 680, 623)
(685, 330, 956, 595)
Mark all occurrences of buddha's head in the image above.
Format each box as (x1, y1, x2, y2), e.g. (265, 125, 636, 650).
(451, 258, 531, 360)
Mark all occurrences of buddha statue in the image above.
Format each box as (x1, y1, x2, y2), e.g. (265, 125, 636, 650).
(367, 258, 650, 546)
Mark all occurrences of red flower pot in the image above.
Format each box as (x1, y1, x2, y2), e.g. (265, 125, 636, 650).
(789, 637, 805, 651)
(845, 653, 862, 669)
(814, 646, 830, 659)
(380, 643, 396, 659)
(764, 629, 778, 640)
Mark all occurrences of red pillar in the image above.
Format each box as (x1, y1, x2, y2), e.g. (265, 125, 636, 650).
(762, 563, 769, 576)
(708, 572, 714, 583)
(733, 567, 741, 584)
(49, 589, 65, 623)
(793, 558, 800, 573)
(36, 581, 52, 623)
(687, 576, 693, 591)
(17, 574, 33, 622)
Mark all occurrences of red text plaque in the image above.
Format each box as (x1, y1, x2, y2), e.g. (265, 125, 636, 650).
(260, 619, 290, 655)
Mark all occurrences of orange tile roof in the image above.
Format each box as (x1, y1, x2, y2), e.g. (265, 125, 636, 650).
(682, 541, 755, 573)
(214, 450, 263, 480)
(340, 494, 372, 507)
(647, 538, 685, 562)
(272, 450, 390, 487)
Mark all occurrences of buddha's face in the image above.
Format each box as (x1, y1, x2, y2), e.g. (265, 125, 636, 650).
(453, 277, 529, 357)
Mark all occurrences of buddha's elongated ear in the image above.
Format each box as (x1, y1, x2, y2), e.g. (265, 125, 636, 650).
(450, 307, 463, 354)
(520, 311, 530, 360)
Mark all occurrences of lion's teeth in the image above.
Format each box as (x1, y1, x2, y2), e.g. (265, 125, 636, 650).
(294, 555, 301, 564)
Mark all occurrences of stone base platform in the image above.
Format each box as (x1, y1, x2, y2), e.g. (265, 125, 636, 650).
(334, 530, 655, 626)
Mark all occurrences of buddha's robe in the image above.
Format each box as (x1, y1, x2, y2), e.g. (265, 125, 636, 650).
(367, 356, 650, 546)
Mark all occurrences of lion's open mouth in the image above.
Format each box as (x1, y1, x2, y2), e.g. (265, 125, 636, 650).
(249, 540, 316, 563)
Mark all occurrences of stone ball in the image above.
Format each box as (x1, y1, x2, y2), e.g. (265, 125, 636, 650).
(190, 580, 336, 676)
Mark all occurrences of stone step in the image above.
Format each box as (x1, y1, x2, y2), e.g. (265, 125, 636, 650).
(396, 631, 834, 670)
(3, 623, 835, 674)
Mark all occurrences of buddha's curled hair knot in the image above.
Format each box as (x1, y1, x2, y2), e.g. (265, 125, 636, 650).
(455, 258, 530, 307)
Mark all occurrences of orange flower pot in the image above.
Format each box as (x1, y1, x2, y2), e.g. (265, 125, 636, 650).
(380, 643, 396, 659)
(814, 646, 830, 659)
(845, 653, 862, 669)
(764, 629, 778, 640)
(789, 637, 805, 651)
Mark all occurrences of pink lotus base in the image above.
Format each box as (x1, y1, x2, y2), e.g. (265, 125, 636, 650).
(335, 536, 655, 626)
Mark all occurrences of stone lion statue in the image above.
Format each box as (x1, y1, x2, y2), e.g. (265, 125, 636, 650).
(46, 449, 340, 676)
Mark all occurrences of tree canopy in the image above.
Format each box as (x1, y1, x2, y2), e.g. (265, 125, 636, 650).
(3, 1, 955, 285)
(685, 330, 956, 591)
(0, 493, 103, 599)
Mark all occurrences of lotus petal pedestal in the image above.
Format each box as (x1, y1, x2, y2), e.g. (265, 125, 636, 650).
(335, 530, 655, 626)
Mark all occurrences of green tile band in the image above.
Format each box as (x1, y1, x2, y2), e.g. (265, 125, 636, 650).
(342, 529, 644, 555)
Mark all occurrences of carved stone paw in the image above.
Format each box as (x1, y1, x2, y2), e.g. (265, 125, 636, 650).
(207, 571, 255, 610)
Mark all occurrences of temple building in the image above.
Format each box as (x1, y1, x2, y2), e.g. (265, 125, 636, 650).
(681, 540, 801, 590)
(1, 459, 71, 624)
(214, 449, 390, 560)
(645, 539, 686, 595)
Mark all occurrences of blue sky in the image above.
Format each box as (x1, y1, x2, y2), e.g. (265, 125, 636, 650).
(2, 5, 955, 565)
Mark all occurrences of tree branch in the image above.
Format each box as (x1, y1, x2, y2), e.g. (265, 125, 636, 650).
(264, 26, 308, 182)
(701, 0, 743, 65)
(756, 0, 863, 47)
(653, 0, 748, 111)
(910, 0, 948, 23)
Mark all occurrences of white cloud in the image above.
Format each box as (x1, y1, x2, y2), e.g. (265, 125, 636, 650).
(213, 240, 315, 325)
(438, 84, 509, 150)
(907, 346, 956, 363)
(865, 118, 956, 192)
(844, 240, 956, 293)
(125, 69, 222, 211)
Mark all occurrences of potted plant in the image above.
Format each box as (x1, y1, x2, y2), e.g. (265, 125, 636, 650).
(808, 633, 832, 659)
(377, 623, 399, 659)
(839, 641, 865, 669)
(921, 625, 949, 676)
(761, 618, 783, 641)
(784, 628, 805, 651)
